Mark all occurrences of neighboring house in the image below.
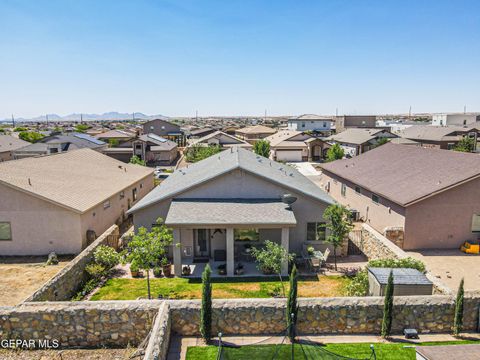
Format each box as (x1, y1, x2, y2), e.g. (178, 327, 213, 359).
(432, 113, 480, 127)
(287, 114, 333, 136)
(132, 134, 179, 165)
(235, 125, 277, 144)
(188, 127, 216, 139)
(398, 125, 479, 150)
(0, 135, 29, 162)
(264, 130, 329, 162)
(95, 129, 136, 144)
(327, 128, 397, 157)
(13, 133, 107, 159)
(389, 137, 420, 146)
(142, 119, 186, 146)
(128, 147, 335, 277)
(335, 115, 377, 132)
(320, 143, 480, 250)
(0, 149, 154, 256)
(189, 131, 252, 149)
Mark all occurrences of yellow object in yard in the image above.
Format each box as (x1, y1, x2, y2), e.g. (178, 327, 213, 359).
(460, 241, 480, 254)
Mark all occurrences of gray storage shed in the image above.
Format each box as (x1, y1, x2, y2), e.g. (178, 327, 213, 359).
(368, 267, 433, 296)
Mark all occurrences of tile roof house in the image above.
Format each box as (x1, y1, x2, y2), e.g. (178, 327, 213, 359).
(13, 133, 107, 159)
(264, 130, 329, 162)
(234, 125, 277, 144)
(189, 130, 252, 149)
(0, 135, 30, 162)
(320, 143, 480, 249)
(398, 125, 479, 150)
(327, 128, 398, 157)
(128, 147, 335, 277)
(0, 149, 154, 255)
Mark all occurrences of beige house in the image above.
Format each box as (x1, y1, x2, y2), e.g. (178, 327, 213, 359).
(235, 125, 277, 144)
(0, 135, 29, 162)
(264, 130, 329, 162)
(189, 131, 252, 149)
(320, 143, 480, 250)
(0, 149, 154, 255)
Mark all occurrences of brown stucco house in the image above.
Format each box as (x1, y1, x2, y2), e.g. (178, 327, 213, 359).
(127, 147, 335, 277)
(0, 149, 154, 256)
(320, 143, 480, 250)
(397, 125, 479, 150)
(264, 130, 329, 162)
(235, 125, 277, 144)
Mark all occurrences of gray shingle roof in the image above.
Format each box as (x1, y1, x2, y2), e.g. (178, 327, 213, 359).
(327, 128, 393, 145)
(128, 147, 334, 214)
(138, 133, 178, 150)
(165, 199, 297, 226)
(0, 135, 30, 153)
(368, 268, 432, 285)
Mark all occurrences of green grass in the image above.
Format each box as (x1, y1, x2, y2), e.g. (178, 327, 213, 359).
(89, 275, 351, 300)
(185, 341, 480, 360)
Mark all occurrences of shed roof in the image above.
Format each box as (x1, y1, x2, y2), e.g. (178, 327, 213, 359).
(368, 268, 432, 285)
(165, 199, 297, 226)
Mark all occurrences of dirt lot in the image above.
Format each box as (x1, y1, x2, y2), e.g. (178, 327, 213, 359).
(407, 249, 480, 292)
(0, 349, 135, 360)
(0, 256, 72, 306)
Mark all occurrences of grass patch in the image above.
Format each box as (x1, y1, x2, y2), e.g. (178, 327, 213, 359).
(89, 275, 351, 300)
(186, 341, 480, 360)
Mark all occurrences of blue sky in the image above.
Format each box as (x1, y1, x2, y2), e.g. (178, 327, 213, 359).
(1, 0, 479, 118)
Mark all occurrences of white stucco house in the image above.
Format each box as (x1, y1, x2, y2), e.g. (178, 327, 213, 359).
(287, 114, 333, 135)
(127, 147, 335, 277)
(431, 113, 479, 127)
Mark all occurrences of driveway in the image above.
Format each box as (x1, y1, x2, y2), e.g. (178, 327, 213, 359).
(0, 256, 71, 306)
(407, 249, 480, 292)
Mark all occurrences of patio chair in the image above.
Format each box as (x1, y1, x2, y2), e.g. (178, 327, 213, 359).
(310, 257, 321, 273)
(322, 248, 331, 266)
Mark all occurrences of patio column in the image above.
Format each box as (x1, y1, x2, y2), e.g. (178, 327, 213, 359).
(226, 227, 234, 276)
(281, 227, 289, 276)
(173, 228, 182, 277)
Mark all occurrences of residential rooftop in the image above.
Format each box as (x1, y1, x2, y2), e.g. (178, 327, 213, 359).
(327, 128, 391, 145)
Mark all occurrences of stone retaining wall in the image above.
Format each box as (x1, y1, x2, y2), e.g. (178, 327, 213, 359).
(143, 302, 171, 360)
(24, 225, 120, 302)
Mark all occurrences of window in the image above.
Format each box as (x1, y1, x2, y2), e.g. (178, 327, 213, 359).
(341, 183, 346, 197)
(0, 222, 11, 240)
(120, 191, 125, 199)
(132, 188, 138, 201)
(355, 186, 361, 194)
(372, 194, 379, 204)
(103, 200, 110, 209)
(447, 143, 455, 150)
(150, 126, 154, 130)
(472, 214, 480, 233)
(140, 183, 143, 189)
(234, 229, 259, 241)
(307, 222, 326, 241)
(323, 122, 327, 127)
(301, 122, 305, 128)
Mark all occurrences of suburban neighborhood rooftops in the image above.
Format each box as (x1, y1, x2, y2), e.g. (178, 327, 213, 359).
(14, 133, 106, 154)
(165, 199, 297, 226)
(0, 148, 153, 213)
(235, 125, 276, 135)
(128, 146, 334, 214)
(321, 143, 480, 206)
(0, 135, 29, 152)
(191, 130, 251, 146)
(327, 128, 392, 145)
(264, 130, 305, 147)
(95, 129, 135, 139)
(398, 125, 479, 142)
(368, 268, 432, 285)
(138, 133, 178, 150)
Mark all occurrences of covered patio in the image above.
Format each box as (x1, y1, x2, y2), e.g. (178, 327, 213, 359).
(164, 198, 297, 277)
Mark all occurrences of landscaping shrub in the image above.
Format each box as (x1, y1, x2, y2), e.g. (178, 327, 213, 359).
(368, 257, 425, 272)
(185, 144, 222, 163)
(381, 271, 394, 338)
(72, 279, 99, 301)
(287, 265, 298, 342)
(85, 263, 107, 280)
(153, 267, 162, 278)
(253, 139, 270, 158)
(93, 245, 120, 271)
(46, 252, 59, 265)
(345, 269, 369, 296)
(200, 264, 212, 343)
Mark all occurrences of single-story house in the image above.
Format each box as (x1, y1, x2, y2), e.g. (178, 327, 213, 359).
(13, 133, 107, 159)
(95, 129, 136, 143)
(0, 149, 154, 255)
(264, 130, 329, 162)
(398, 125, 479, 150)
(327, 128, 397, 157)
(128, 147, 335, 277)
(189, 131, 252, 149)
(235, 125, 277, 144)
(0, 135, 29, 162)
(320, 143, 480, 250)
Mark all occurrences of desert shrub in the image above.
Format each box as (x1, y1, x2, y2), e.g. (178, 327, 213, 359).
(93, 245, 120, 270)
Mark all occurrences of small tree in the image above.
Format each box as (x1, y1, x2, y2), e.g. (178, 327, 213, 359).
(286, 264, 298, 342)
(18, 131, 44, 143)
(253, 139, 271, 158)
(453, 278, 464, 336)
(454, 137, 475, 153)
(108, 138, 120, 147)
(381, 270, 394, 338)
(325, 143, 344, 162)
(200, 264, 212, 343)
(324, 204, 353, 270)
(372, 137, 390, 148)
(129, 155, 146, 166)
(125, 219, 173, 299)
(250, 240, 294, 296)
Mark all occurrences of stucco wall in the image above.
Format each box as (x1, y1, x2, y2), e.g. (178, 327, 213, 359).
(320, 171, 406, 236)
(404, 177, 480, 249)
(0, 151, 13, 162)
(0, 183, 83, 255)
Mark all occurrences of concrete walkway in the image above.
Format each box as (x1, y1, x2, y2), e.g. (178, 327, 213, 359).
(167, 332, 480, 360)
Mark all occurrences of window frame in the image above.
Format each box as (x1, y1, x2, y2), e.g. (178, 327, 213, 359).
(341, 183, 347, 197)
(306, 222, 327, 242)
(0, 222, 12, 241)
(119, 191, 125, 200)
(355, 186, 361, 194)
(132, 188, 138, 201)
(371, 193, 380, 204)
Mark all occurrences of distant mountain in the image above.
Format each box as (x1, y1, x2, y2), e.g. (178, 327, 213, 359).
(4, 112, 169, 123)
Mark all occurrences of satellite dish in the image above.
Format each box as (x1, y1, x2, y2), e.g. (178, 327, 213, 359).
(282, 194, 297, 209)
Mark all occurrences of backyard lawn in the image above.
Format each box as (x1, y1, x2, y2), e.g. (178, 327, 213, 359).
(90, 275, 350, 300)
(186, 341, 480, 360)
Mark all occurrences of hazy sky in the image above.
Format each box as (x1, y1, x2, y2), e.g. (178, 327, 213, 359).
(1, 0, 479, 118)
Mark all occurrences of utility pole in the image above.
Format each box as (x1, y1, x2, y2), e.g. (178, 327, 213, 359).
(132, 112, 135, 122)
(335, 108, 338, 117)
(195, 110, 198, 122)
(80, 113, 83, 123)
(11, 114, 15, 128)
(264, 109, 267, 122)
(46, 114, 49, 127)
(464, 105, 467, 114)
(409, 106, 412, 119)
